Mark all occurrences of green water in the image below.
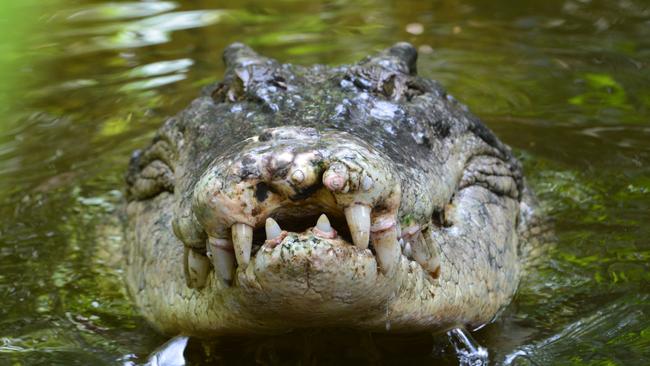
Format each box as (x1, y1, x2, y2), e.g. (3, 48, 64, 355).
(0, 0, 649, 365)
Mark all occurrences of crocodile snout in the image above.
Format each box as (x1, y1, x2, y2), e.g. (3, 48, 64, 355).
(179, 127, 402, 287)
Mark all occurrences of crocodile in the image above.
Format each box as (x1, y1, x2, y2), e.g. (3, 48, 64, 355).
(123, 42, 543, 341)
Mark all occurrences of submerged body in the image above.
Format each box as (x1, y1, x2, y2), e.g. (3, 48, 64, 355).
(123, 43, 542, 337)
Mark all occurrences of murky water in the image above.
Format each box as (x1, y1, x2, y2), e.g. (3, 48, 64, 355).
(1, 0, 649, 364)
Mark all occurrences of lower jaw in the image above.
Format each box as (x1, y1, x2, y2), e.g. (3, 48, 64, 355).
(236, 232, 395, 313)
(226, 227, 441, 324)
(151, 241, 443, 336)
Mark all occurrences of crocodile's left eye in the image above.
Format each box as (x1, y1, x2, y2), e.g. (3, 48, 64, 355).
(428, 154, 521, 231)
(458, 155, 521, 200)
(126, 138, 176, 200)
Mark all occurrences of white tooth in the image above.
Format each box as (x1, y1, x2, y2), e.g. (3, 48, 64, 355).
(232, 223, 253, 267)
(214, 247, 235, 283)
(344, 204, 371, 249)
(361, 175, 373, 191)
(316, 214, 332, 233)
(186, 249, 210, 288)
(208, 237, 236, 284)
(410, 232, 440, 276)
(372, 226, 401, 275)
(403, 241, 413, 258)
(265, 218, 282, 240)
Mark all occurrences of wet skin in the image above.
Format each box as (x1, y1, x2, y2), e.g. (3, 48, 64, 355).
(123, 43, 544, 337)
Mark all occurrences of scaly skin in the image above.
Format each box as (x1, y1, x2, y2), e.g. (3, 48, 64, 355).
(123, 43, 543, 337)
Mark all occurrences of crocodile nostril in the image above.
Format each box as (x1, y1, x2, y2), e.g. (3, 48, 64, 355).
(288, 183, 322, 201)
(255, 182, 270, 202)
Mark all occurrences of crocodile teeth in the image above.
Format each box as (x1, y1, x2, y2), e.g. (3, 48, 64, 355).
(371, 226, 400, 274)
(316, 214, 332, 232)
(208, 237, 235, 284)
(265, 217, 282, 240)
(186, 249, 210, 288)
(232, 223, 253, 267)
(345, 204, 371, 249)
(314, 213, 337, 239)
(409, 232, 440, 277)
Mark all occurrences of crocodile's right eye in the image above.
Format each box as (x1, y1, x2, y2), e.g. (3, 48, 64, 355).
(126, 138, 176, 200)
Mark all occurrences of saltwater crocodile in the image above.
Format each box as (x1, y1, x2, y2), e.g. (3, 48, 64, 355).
(123, 43, 543, 349)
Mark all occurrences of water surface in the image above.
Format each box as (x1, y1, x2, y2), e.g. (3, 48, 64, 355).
(1, 0, 649, 364)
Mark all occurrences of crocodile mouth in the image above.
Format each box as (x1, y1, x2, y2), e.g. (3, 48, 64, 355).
(199, 186, 404, 285)
(247, 204, 439, 278)
(250, 211, 352, 254)
(184, 189, 441, 296)
(180, 127, 440, 291)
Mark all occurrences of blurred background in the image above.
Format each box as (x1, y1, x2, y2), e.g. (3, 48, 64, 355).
(0, 0, 649, 364)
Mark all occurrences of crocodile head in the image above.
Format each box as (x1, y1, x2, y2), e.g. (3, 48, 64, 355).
(124, 43, 537, 336)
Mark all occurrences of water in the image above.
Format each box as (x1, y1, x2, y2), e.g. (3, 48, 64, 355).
(1, 0, 649, 364)
(447, 328, 489, 365)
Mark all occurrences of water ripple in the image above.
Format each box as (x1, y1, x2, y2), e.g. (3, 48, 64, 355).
(123, 59, 193, 79)
(64, 1, 178, 22)
(503, 294, 650, 365)
(67, 10, 227, 53)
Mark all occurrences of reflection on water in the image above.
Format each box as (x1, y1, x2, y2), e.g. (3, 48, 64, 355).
(64, 2, 178, 22)
(0, 0, 649, 365)
(62, 10, 227, 52)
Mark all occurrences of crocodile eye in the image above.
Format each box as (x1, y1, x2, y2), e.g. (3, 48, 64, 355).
(428, 154, 521, 230)
(211, 74, 245, 103)
(126, 138, 176, 200)
(459, 155, 521, 200)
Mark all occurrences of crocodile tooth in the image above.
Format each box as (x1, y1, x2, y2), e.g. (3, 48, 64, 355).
(345, 204, 371, 249)
(410, 232, 440, 277)
(371, 226, 400, 274)
(314, 213, 337, 239)
(187, 249, 210, 288)
(265, 218, 282, 240)
(316, 214, 332, 233)
(208, 237, 235, 284)
(403, 241, 413, 258)
(232, 223, 253, 267)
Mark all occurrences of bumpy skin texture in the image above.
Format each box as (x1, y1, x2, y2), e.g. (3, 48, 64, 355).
(123, 43, 542, 336)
